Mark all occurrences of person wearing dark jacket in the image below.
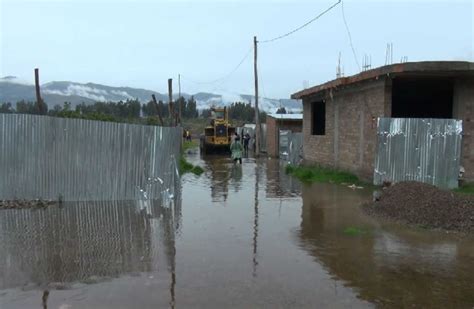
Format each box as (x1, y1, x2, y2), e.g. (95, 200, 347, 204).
(243, 133, 250, 153)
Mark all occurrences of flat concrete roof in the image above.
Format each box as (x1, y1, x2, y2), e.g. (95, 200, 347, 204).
(291, 61, 474, 100)
(267, 114, 303, 120)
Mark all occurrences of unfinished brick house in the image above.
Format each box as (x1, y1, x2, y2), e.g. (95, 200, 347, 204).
(266, 113, 302, 157)
(291, 61, 474, 182)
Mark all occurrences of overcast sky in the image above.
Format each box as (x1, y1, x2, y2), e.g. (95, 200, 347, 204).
(1, 0, 472, 98)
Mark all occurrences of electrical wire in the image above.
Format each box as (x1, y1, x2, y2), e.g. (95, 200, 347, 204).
(181, 46, 253, 85)
(181, 0, 352, 98)
(341, 0, 361, 71)
(259, 0, 342, 43)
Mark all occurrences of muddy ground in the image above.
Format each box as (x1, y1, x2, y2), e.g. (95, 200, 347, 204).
(364, 181, 474, 233)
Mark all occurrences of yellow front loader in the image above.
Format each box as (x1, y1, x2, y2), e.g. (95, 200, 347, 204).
(200, 106, 236, 154)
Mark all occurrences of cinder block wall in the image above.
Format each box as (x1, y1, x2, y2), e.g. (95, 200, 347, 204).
(302, 78, 388, 181)
(453, 78, 474, 181)
(266, 117, 303, 157)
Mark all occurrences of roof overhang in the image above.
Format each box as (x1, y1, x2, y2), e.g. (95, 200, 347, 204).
(267, 114, 303, 120)
(291, 61, 474, 100)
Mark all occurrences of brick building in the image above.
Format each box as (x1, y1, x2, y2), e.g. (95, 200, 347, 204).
(266, 114, 303, 157)
(291, 61, 474, 181)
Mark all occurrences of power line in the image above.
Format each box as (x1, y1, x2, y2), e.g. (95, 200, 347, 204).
(259, 0, 342, 43)
(341, 0, 361, 71)
(181, 46, 253, 85)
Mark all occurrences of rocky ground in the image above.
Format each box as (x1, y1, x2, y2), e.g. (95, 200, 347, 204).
(0, 199, 57, 210)
(363, 181, 474, 233)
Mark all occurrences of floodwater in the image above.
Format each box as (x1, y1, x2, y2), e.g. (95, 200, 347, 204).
(1, 151, 474, 308)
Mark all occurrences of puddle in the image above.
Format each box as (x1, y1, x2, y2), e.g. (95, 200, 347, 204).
(1, 151, 473, 308)
(298, 183, 474, 308)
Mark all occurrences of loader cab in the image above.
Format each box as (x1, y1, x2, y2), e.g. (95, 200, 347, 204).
(210, 107, 227, 126)
(213, 110, 225, 120)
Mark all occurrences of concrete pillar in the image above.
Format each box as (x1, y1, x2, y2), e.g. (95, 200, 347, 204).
(333, 99, 339, 168)
(359, 104, 365, 168)
(384, 77, 392, 117)
(453, 78, 474, 181)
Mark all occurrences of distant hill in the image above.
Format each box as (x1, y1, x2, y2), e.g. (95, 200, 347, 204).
(0, 76, 302, 113)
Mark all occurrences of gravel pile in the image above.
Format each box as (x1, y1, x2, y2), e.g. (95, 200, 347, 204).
(363, 181, 474, 233)
(0, 199, 57, 210)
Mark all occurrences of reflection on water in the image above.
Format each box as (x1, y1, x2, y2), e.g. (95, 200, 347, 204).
(252, 162, 259, 279)
(0, 199, 180, 293)
(265, 158, 301, 198)
(2, 152, 474, 308)
(199, 155, 300, 203)
(298, 183, 474, 308)
(178, 153, 371, 307)
(201, 155, 233, 202)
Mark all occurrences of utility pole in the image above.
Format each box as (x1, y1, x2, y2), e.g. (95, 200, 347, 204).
(178, 74, 182, 125)
(34, 68, 45, 115)
(253, 36, 261, 156)
(168, 78, 175, 126)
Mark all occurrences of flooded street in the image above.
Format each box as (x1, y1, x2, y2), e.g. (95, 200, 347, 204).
(1, 152, 474, 308)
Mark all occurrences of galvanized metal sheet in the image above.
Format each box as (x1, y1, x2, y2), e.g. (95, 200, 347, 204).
(374, 118, 462, 189)
(0, 114, 182, 201)
(279, 130, 303, 166)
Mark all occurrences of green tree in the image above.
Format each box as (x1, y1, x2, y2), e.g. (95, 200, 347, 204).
(48, 104, 63, 116)
(158, 100, 169, 118)
(16, 100, 39, 114)
(186, 96, 198, 118)
(63, 102, 72, 111)
(201, 108, 211, 118)
(142, 100, 157, 117)
(175, 97, 185, 118)
(0, 102, 14, 113)
(228, 102, 256, 122)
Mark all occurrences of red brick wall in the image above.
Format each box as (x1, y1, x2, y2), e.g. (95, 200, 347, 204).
(302, 78, 388, 181)
(266, 117, 303, 157)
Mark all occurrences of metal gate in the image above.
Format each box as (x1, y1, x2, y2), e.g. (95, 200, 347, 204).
(279, 130, 303, 166)
(374, 118, 463, 188)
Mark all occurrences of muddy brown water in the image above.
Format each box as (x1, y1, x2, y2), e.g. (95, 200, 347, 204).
(1, 152, 473, 308)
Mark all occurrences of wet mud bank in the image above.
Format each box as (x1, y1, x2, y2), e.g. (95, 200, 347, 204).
(363, 181, 474, 233)
(0, 199, 57, 210)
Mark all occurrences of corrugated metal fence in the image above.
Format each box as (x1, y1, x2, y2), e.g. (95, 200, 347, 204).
(0, 114, 182, 201)
(374, 118, 462, 188)
(279, 130, 303, 166)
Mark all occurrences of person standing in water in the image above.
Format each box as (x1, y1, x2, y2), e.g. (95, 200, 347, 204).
(243, 133, 250, 154)
(230, 136, 243, 164)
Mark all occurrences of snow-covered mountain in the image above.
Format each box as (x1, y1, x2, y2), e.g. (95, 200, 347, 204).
(0, 77, 301, 113)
